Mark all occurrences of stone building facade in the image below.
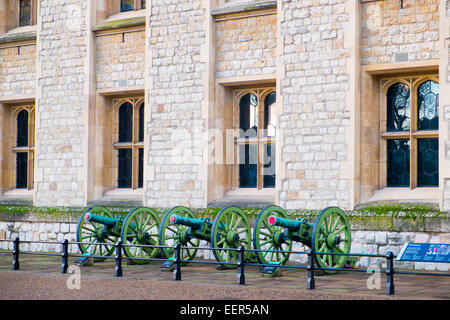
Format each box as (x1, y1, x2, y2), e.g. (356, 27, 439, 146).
(0, 0, 449, 212)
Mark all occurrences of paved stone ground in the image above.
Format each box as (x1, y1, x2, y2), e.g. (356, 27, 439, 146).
(0, 253, 448, 300)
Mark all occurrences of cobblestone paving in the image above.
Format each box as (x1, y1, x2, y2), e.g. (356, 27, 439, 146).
(0, 253, 448, 300)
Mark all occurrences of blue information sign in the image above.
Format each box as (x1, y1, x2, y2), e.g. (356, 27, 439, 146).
(396, 243, 450, 263)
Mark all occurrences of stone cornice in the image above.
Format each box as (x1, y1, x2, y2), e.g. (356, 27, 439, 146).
(212, 1, 276, 21)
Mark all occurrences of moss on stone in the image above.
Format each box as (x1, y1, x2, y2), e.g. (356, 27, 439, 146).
(92, 17, 146, 32)
(0, 32, 36, 44)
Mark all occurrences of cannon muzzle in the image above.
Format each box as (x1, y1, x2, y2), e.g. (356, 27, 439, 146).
(268, 215, 302, 231)
(170, 215, 204, 229)
(85, 212, 117, 228)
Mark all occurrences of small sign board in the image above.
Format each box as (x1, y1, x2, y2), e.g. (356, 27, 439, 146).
(396, 243, 450, 263)
(74, 252, 93, 266)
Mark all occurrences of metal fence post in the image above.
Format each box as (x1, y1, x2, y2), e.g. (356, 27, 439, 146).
(115, 241, 123, 277)
(307, 250, 315, 290)
(174, 243, 182, 281)
(61, 239, 69, 274)
(237, 246, 245, 285)
(12, 237, 20, 271)
(385, 251, 395, 296)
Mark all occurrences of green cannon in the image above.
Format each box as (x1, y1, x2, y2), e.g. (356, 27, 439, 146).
(76, 206, 160, 264)
(159, 206, 254, 269)
(253, 206, 357, 274)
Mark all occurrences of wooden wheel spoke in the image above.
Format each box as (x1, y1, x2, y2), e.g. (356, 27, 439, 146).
(232, 216, 242, 230)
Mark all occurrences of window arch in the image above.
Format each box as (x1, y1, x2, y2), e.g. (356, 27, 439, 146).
(234, 88, 276, 189)
(382, 76, 439, 188)
(114, 98, 144, 189)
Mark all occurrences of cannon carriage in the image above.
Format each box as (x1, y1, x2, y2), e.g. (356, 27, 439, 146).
(158, 206, 255, 268)
(253, 206, 357, 274)
(76, 206, 161, 264)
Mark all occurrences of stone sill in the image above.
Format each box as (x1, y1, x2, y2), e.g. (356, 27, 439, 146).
(92, 16, 145, 33)
(0, 26, 37, 45)
(212, 0, 276, 17)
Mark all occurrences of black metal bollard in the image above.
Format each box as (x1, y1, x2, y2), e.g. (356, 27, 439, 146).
(12, 237, 20, 271)
(307, 250, 315, 290)
(173, 243, 181, 281)
(385, 251, 395, 296)
(115, 241, 123, 277)
(61, 239, 69, 274)
(237, 246, 245, 285)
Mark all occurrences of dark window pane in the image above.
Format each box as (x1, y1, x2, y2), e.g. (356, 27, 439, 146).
(239, 93, 258, 138)
(263, 144, 275, 188)
(239, 144, 257, 188)
(141, 0, 146, 9)
(118, 149, 132, 188)
(118, 102, 133, 142)
(418, 81, 439, 131)
(264, 92, 276, 137)
(387, 83, 410, 132)
(19, 0, 31, 27)
(138, 148, 143, 188)
(121, 0, 135, 12)
(138, 103, 144, 142)
(418, 138, 439, 187)
(16, 110, 28, 147)
(16, 152, 28, 189)
(387, 139, 410, 187)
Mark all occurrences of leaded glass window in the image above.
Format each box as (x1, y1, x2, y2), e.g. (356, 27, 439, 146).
(121, 0, 135, 12)
(418, 80, 439, 131)
(19, 0, 32, 27)
(387, 139, 410, 187)
(418, 138, 438, 187)
(235, 89, 276, 189)
(386, 82, 410, 132)
(141, 0, 146, 9)
(114, 98, 144, 189)
(382, 76, 439, 189)
(12, 105, 35, 190)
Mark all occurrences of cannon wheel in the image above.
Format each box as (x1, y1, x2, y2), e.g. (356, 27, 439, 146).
(76, 206, 117, 262)
(252, 205, 293, 265)
(211, 206, 252, 269)
(158, 206, 200, 265)
(121, 207, 161, 265)
(311, 207, 351, 274)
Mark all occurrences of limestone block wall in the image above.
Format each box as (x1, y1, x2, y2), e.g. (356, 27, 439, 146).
(0, 45, 36, 97)
(145, 1, 206, 208)
(278, 0, 352, 210)
(215, 13, 277, 78)
(95, 31, 145, 90)
(34, 0, 90, 207)
(361, 0, 439, 65)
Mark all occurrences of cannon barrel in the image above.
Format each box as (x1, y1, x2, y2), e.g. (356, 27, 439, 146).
(268, 215, 301, 231)
(170, 214, 204, 229)
(85, 212, 117, 228)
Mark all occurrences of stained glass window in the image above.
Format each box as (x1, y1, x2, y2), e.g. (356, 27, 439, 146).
(121, 0, 135, 12)
(16, 152, 28, 189)
(239, 144, 257, 188)
(17, 110, 28, 147)
(118, 102, 133, 142)
(118, 149, 132, 188)
(239, 93, 258, 138)
(19, 0, 32, 27)
(141, 0, 146, 9)
(386, 82, 410, 132)
(387, 139, 410, 187)
(418, 81, 439, 131)
(418, 138, 439, 187)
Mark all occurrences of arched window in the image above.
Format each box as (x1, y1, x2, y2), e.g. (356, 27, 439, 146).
(235, 89, 276, 189)
(383, 77, 438, 188)
(12, 106, 34, 190)
(386, 82, 410, 132)
(114, 98, 144, 189)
